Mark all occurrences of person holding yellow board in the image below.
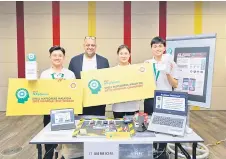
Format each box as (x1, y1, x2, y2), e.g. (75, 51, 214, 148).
(112, 45, 140, 119)
(40, 46, 83, 159)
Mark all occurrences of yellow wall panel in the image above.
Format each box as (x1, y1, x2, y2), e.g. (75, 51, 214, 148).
(0, 39, 17, 63)
(88, 2, 96, 36)
(0, 1, 15, 13)
(132, 2, 159, 64)
(194, 2, 202, 35)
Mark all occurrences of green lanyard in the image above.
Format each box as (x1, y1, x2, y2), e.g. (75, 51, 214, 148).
(153, 63, 160, 82)
(51, 73, 64, 79)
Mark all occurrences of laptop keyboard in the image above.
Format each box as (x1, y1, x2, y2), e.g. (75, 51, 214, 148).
(152, 115, 184, 128)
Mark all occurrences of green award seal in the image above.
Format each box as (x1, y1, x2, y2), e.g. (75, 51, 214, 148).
(15, 88, 30, 104)
(27, 53, 36, 61)
(88, 79, 101, 94)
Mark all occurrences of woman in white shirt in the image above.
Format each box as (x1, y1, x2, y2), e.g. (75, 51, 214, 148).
(112, 45, 140, 118)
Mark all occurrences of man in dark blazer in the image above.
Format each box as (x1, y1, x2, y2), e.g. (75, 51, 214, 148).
(68, 36, 109, 116)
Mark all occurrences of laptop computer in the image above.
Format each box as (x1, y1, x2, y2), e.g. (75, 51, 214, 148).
(147, 90, 188, 136)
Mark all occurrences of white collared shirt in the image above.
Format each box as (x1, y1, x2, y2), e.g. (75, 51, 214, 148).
(40, 67, 75, 79)
(144, 54, 179, 91)
(40, 67, 83, 158)
(82, 54, 97, 71)
(112, 63, 140, 112)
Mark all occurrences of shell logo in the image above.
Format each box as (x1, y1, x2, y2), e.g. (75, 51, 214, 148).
(70, 82, 77, 89)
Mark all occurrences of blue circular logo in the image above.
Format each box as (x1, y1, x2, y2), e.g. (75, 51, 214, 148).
(88, 79, 101, 94)
(167, 48, 172, 55)
(16, 88, 29, 104)
(27, 53, 36, 61)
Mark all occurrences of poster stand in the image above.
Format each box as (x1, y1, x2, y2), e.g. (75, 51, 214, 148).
(166, 33, 217, 109)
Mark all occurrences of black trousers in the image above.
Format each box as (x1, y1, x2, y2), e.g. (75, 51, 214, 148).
(43, 115, 57, 159)
(144, 98, 154, 115)
(113, 111, 139, 119)
(82, 105, 106, 116)
(144, 98, 167, 153)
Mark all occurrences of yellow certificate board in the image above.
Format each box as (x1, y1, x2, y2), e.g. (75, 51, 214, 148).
(6, 78, 83, 116)
(82, 63, 156, 107)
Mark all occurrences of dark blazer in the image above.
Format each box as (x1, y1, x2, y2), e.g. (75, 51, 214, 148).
(68, 53, 110, 79)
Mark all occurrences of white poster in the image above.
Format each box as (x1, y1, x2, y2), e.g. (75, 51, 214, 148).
(166, 34, 216, 108)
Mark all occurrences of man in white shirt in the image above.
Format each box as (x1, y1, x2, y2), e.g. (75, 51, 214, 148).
(144, 37, 178, 158)
(68, 36, 109, 116)
(40, 46, 76, 159)
(144, 36, 178, 115)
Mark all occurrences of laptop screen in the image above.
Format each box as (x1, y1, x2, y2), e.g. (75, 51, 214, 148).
(154, 90, 188, 116)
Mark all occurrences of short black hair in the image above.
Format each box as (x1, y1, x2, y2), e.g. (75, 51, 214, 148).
(117, 44, 131, 54)
(49, 46, 65, 55)
(150, 36, 166, 47)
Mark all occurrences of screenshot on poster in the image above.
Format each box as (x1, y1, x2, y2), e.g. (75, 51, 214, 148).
(174, 47, 210, 103)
